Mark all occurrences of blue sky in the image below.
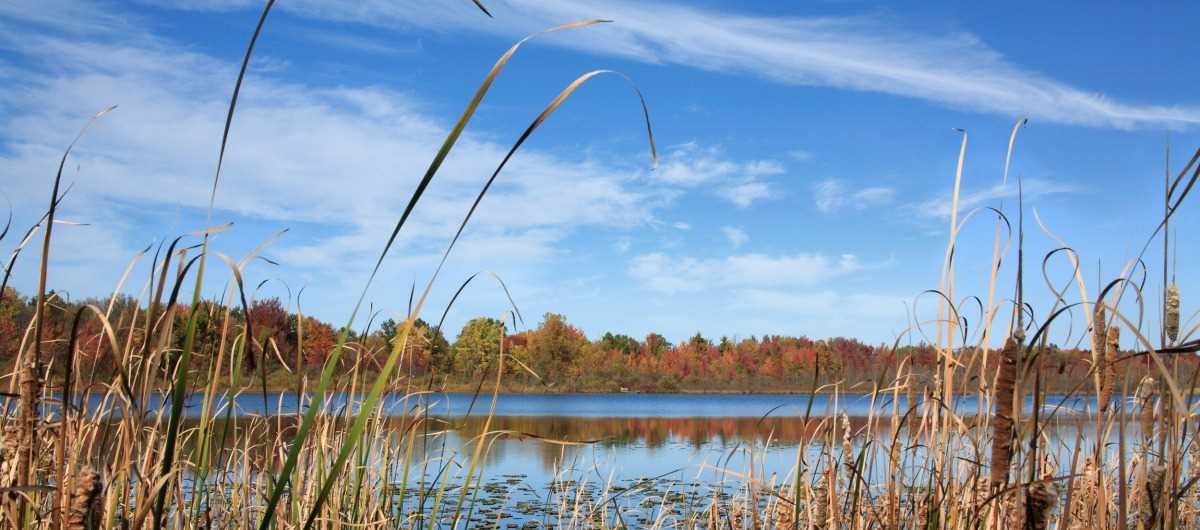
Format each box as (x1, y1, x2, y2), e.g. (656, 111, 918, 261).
(1, 0, 1198, 346)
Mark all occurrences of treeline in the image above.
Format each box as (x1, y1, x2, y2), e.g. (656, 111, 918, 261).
(0, 287, 1183, 393)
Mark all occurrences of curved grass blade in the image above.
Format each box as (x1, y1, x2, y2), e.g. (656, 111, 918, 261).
(20, 105, 114, 501)
(470, 0, 493, 17)
(0, 183, 74, 295)
(155, 0, 276, 524)
(255, 20, 613, 529)
(299, 69, 656, 530)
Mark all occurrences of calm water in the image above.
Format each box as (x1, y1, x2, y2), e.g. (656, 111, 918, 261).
(77, 390, 1106, 419)
(65, 391, 1142, 525)
(71, 391, 1122, 483)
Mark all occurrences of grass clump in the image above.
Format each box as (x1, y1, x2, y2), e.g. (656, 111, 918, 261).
(2, 2, 1200, 530)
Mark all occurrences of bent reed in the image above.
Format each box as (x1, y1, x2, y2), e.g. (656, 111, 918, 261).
(2, 2, 1200, 529)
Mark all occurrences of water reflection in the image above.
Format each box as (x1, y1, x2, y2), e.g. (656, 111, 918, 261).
(82, 393, 1143, 484)
(67, 391, 1124, 419)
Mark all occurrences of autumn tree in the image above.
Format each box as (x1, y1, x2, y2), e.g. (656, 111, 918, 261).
(0, 288, 30, 358)
(451, 317, 506, 378)
(522, 313, 587, 380)
(246, 297, 290, 371)
(401, 318, 451, 375)
(294, 315, 336, 368)
(599, 332, 639, 354)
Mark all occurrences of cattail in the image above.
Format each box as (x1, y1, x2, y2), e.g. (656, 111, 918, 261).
(841, 413, 854, 475)
(1093, 303, 1108, 359)
(1133, 463, 1166, 529)
(1098, 313, 1118, 414)
(707, 500, 721, 529)
(773, 492, 797, 530)
(1165, 284, 1180, 344)
(1188, 430, 1200, 521)
(16, 358, 41, 491)
(991, 335, 1020, 486)
(1026, 476, 1058, 530)
(0, 427, 17, 491)
(728, 499, 746, 530)
(1103, 325, 1120, 421)
(1135, 377, 1159, 439)
(812, 472, 829, 530)
(1068, 456, 1101, 529)
(66, 467, 103, 530)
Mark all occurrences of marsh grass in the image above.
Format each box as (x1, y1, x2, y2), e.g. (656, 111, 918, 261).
(3, 2, 1200, 529)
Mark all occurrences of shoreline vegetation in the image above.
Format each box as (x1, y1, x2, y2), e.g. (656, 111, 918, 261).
(2, 1, 1200, 528)
(4, 287, 1191, 396)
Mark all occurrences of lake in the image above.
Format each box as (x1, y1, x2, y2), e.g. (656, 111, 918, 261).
(56, 390, 1143, 526)
(72, 390, 1117, 481)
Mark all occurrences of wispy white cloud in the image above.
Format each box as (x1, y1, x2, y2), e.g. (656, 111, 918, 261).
(813, 178, 895, 213)
(734, 289, 905, 321)
(294, 27, 421, 56)
(916, 179, 1078, 219)
(720, 226, 748, 248)
(628, 251, 866, 294)
(654, 143, 783, 207)
(672, 221, 690, 230)
(612, 236, 632, 254)
(0, 23, 669, 280)
(144, 0, 1200, 129)
(788, 149, 813, 162)
(720, 180, 773, 208)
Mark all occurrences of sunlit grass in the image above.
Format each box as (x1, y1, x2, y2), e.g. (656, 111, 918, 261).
(1, 1, 1200, 529)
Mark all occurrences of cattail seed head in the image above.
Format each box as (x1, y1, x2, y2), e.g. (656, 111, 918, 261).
(841, 413, 854, 474)
(1026, 477, 1058, 530)
(1100, 324, 1119, 414)
(66, 467, 103, 530)
(1165, 284, 1180, 344)
(991, 335, 1020, 486)
(1093, 304, 1107, 358)
(1134, 463, 1166, 529)
(1136, 376, 1159, 438)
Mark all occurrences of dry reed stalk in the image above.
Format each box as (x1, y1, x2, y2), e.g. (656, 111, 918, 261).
(1189, 430, 1200, 522)
(1067, 456, 1101, 530)
(729, 498, 746, 530)
(0, 426, 16, 493)
(990, 335, 1021, 487)
(706, 499, 720, 529)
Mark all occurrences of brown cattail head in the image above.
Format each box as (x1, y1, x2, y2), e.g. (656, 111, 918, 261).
(66, 467, 103, 530)
(811, 469, 831, 530)
(841, 413, 854, 474)
(1068, 456, 1103, 529)
(1165, 283, 1180, 344)
(773, 492, 797, 530)
(1093, 303, 1107, 359)
(1026, 476, 1059, 530)
(991, 335, 1020, 487)
(707, 500, 721, 529)
(1136, 376, 1159, 438)
(1100, 324, 1120, 414)
(1134, 463, 1166, 529)
(0, 427, 17, 490)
